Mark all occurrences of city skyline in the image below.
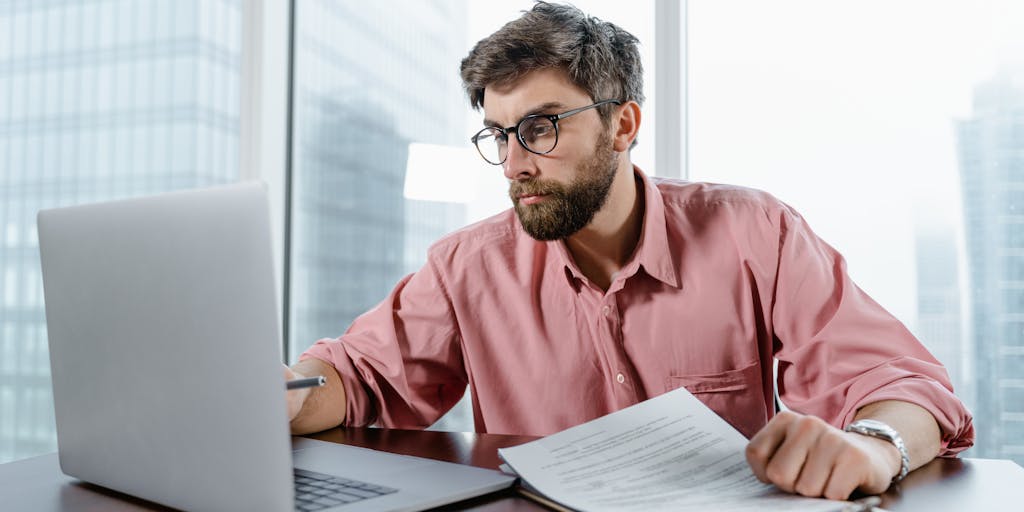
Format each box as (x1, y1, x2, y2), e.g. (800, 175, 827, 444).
(0, 0, 243, 464)
(957, 63, 1024, 464)
(285, 0, 473, 430)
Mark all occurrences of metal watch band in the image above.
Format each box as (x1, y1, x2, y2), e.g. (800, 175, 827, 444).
(844, 419, 911, 483)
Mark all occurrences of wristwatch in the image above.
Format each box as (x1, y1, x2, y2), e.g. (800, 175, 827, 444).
(844, 419, 910, 483)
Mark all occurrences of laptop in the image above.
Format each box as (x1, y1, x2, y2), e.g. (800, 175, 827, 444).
(37, 182, 516, 511)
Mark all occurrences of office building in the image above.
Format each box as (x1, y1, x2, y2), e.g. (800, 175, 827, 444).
(287, 0, 469, 359)
(913, 228, 971, 413)
(0, 0, 241, 464)
(287, 1, 471, 428)
(957, 65, 1024, 464)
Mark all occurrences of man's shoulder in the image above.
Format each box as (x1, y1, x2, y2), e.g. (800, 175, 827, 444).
(649, 177, 796, 225)
(651, 177, 786, 211)
(425, 208, 522, 264)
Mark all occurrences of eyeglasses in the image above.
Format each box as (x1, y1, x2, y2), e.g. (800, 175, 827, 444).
(470, 99, 622, 165)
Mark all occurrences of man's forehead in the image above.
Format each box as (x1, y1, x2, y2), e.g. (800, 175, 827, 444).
(481, 69, 590, 125)
(482, 101, 568, 128)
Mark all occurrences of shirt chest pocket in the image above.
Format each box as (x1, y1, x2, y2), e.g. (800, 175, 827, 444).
(664, 359, 768, 439)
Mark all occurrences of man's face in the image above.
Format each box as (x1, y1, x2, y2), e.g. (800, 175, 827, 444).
(482, 69, 619, 241)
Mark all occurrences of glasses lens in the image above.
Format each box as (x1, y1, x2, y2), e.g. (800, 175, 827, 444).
(518, 116, 557, 154)
(473, 127, 506, 165)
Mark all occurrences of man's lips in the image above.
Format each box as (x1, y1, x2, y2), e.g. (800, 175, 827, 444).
(518, 193, 548, 205)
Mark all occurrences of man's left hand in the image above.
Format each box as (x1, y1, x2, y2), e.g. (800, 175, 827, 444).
(745, 410, 902, 500)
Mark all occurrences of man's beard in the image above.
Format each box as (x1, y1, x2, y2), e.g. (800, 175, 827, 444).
(510, 133, 618, 241)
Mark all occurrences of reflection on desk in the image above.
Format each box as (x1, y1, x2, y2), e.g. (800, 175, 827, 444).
(1, 427, 1022, 511)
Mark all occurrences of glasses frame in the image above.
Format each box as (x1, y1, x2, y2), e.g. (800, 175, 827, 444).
(471, 99, 622, 165)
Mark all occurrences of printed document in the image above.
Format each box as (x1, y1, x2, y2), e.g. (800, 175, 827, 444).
(498, 387, 852, 511)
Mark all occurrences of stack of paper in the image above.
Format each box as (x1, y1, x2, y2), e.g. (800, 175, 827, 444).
(498, 387, 859, 512)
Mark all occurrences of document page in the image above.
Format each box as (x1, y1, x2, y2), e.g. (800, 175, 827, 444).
(498, 387, 848, 511)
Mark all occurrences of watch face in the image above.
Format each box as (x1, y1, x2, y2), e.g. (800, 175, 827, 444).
(853, 419, 890, 431)
(847, 419, 910, 483)
(848, 419, 900, 443)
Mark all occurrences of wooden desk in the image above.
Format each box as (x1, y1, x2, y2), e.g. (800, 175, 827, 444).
(2, 427, 1023, 511)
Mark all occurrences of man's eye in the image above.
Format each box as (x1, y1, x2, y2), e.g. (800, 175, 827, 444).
(531, 124, 553, 137)
(478, 129, 507, 145)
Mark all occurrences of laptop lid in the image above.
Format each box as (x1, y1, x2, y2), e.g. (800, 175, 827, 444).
(38, 183, 295, 511)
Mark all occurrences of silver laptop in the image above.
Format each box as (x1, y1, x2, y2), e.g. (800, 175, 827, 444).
(37, 182, 515, 512)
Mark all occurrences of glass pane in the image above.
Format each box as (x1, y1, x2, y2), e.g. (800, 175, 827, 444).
(690, 0, 1024, 464)
(287, 1, 655, 432)
(0, 0, 241, 464)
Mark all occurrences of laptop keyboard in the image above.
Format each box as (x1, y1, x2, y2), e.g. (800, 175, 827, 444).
(293, 468, 399, 510)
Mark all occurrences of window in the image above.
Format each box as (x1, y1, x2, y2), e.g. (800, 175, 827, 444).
(0, 0, 241, 464)
(689, 0, 1024, 464)
(285, 0, 656, 432)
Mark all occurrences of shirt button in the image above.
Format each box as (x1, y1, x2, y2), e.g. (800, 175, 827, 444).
(616, 373, 625, 384)
(602, 305, 610, 316)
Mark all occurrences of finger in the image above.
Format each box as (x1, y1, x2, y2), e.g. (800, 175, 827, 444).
(844, 432, 900, 495)
(763, 415, 828, 493)
(746, 411, 798, 482)
(287, 386, 311, 420)
(792, 427, 845, 498)
(822, 446, 869, 501)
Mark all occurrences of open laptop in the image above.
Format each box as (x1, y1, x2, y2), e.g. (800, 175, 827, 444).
(37, 182, 516, 511)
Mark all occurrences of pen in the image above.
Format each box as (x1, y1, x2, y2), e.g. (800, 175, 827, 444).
(286, 376, 326, 390)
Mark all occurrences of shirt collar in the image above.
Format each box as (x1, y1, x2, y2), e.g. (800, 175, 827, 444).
(552, 166, 681, 290)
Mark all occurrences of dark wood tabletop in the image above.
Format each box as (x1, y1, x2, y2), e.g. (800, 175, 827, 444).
(2, 426, 1023, 511)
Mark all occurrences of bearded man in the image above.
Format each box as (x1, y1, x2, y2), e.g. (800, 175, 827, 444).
(285, 2, 973, 501)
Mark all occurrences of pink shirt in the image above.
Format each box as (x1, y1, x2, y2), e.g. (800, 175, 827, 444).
(303, 168, 974, 455)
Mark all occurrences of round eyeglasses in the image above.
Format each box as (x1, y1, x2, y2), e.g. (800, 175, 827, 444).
(470, 99, 622, 165)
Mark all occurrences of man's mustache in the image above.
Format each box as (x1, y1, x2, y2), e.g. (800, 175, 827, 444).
(509, 179, 565, 198)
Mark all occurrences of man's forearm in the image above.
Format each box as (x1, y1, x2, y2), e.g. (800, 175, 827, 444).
(854, 400, 942, 473)
(289, 357, 348, 435)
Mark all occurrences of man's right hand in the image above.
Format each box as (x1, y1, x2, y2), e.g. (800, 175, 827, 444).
(283, 357, 348, 434)
(283, 364, 311, 421)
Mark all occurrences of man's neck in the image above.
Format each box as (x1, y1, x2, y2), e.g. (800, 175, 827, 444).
(564, 165, 644, 291)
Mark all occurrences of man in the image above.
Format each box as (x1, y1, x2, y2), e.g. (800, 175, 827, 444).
(285, 2, 973, 501)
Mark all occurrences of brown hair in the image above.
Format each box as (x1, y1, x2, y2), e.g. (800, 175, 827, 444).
(460, 1, 644, 126)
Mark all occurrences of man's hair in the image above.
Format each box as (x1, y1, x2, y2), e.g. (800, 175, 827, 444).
(460, 2, 644, 126)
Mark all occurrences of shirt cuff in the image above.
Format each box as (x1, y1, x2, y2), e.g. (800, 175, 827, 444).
(840, 372, 975, 456)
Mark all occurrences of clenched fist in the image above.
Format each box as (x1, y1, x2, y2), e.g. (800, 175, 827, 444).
(745, 410, 901, 500)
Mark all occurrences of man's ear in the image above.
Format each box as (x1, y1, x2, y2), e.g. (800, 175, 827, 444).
(611, 101, 641, 152)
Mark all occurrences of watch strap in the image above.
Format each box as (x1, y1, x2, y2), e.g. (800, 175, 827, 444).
(844, 419, 911, 483)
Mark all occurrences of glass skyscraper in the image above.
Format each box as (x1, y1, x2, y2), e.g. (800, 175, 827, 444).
(287, 0, 471, 428)
(0, 0, 241, 464)
(914, 228, 971, 416)
(287, 0, 468, 357)
(957, 64, 1024, 465)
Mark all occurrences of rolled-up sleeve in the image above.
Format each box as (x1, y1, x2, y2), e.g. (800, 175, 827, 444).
(300, 253, 467, 429)
(770, 205, 974, 456)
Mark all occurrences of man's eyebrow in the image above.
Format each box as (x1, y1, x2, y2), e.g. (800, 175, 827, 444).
(482, 101, 567, 128)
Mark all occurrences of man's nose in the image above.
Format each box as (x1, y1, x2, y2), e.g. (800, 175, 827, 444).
(503, 138, 537, 181)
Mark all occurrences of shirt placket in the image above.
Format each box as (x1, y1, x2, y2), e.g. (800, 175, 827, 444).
(594, 290, 642, 408)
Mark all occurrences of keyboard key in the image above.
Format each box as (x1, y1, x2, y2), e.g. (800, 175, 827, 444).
(337, 488, 381, 499)
(312, 497, 343, 507)
(294, 468, 395, 509)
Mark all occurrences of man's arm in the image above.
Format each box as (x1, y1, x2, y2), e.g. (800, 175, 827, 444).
(748, 203, 971, 500)
(854, 400, 941, 473)
(285, 357, 348, 435)
(745, 400, 941, 500)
